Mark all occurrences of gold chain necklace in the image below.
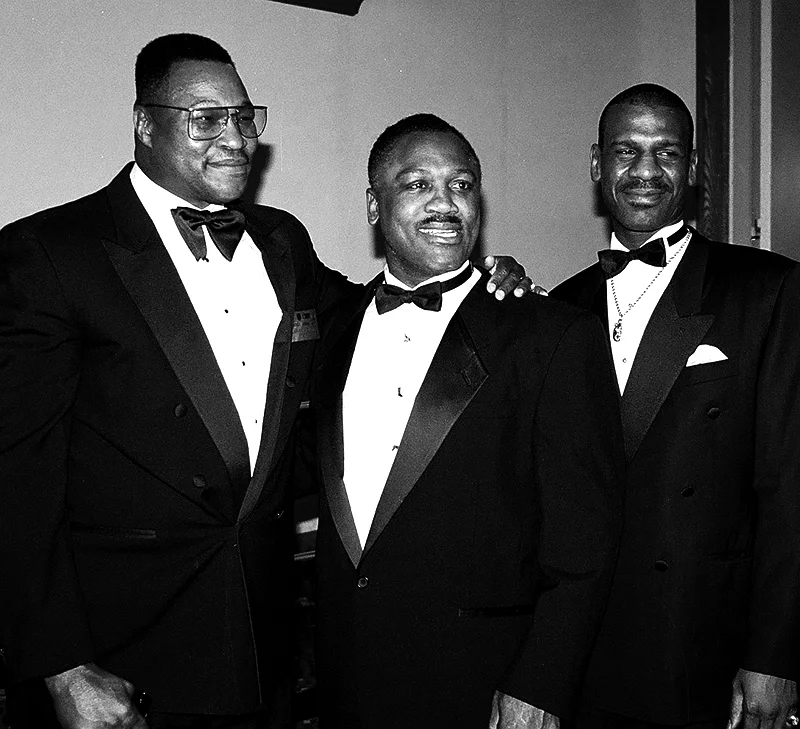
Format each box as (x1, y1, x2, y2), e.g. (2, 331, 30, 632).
(610, 231, 691, 342)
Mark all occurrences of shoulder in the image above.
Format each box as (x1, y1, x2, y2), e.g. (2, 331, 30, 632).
(1, 187, 110, 243)
(698, 231, 798, 275)
(695, 234, 800, 301)
(550, 262, 602, 305)
(238, 202, 311, 240)
(466, 277, 604, 343)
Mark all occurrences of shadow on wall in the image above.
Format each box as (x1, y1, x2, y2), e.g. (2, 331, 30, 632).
(240, 143, 273, 206)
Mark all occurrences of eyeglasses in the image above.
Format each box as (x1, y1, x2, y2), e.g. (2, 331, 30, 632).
(142, 104, 268, 141)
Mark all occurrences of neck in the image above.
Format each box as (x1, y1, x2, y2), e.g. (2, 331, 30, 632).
(614, 220, 681, 250)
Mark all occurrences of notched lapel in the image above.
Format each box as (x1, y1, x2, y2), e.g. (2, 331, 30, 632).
(317, 305, 370, 568)
(362, 312, 488, 558)
(319, 395, 363, 568)
(622, 238, 713, 460)
(238, 217, 295, 521)
(102, 173, 251, 503)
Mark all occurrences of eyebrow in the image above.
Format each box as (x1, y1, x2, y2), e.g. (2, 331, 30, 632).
(609, 137, 685, 148)
(185, 97, 252, 108)
(394, 166, 477, 178)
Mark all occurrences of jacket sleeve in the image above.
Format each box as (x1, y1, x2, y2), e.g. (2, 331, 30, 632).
(498, 310, 625, 719)
(745, 263, 800, 681)
(0, 220, 96, 681)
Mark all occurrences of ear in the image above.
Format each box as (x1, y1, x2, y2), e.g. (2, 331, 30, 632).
(366, 188, 380, 226)
(688, 148, 698, 187)
(590, 143, 602, 183)
(133, 106, 154, 149)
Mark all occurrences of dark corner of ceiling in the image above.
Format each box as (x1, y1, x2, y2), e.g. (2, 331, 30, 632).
(266, 0, 364, 16)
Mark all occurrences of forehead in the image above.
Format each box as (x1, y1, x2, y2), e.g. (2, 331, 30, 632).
(385, 131, 478, 178)
(603, 104, 690, 146)
(162, 60, 249, 106)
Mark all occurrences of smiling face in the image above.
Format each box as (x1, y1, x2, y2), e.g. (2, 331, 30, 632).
(592, 103, 697, 249)
(367, 130, 481, 287)
(134, 59, 257, 207)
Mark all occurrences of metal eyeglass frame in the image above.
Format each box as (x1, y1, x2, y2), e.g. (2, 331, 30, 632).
(141, 104, 268, 140)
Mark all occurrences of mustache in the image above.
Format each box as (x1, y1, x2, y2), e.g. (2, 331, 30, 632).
(619, 180, 670, 193)
(419, 215, 462, 227)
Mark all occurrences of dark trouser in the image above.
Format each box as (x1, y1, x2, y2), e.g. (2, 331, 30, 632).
(146, 710, 280, 729)
(572, 701, 727, 729)
(5, 679, 62, 729)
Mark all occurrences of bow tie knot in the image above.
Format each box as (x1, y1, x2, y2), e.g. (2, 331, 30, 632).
(374, 265, 474, 315)
(598, 238, 667, 279)
(171, 206, 246, 261)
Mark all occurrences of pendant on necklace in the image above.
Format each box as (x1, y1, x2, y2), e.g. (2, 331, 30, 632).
(613, 319, 622, 342)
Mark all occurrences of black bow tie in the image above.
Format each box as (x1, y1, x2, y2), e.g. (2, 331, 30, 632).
(598, 226, 690, 279)
(598, 238, 667, 279)
(171, 206, 246, 261)
(375, 265, 473, 315)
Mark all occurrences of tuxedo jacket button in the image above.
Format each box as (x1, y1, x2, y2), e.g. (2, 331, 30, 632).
(357, 576, 369, 589)
(654, 560, 669, 572)
(707, 406, 721, 419)
(192, 475, 207, 489)
(681, 486, 695, 498)
(285, 375, 296, 388)
(174, 403, 187, 418)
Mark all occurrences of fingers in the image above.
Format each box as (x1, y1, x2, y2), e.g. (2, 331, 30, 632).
(488, 690, 500, 729)
(483, 256, 527, 299)
(729, 681, 744, 729)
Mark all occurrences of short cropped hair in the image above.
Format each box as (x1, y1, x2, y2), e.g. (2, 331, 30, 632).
(135, 33, 235, 104)
(598, 83, 694, 149)
(368, 113, 482, 189)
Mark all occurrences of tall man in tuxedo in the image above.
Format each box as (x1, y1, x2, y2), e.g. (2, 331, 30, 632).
(552, 84, 800, 729)
(0, 35, 527, 729)
(312, 114, 625, 728)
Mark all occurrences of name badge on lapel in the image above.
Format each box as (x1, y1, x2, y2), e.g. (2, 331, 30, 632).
(292, 309, 320, 342)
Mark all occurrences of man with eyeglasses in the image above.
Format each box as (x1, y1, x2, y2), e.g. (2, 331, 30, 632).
(0, 33, 528, 729)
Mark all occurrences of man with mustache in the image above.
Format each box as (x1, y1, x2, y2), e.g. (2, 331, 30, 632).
(312, 114, 625, 728)
(552, 84, 800, 729)
(0, 35, 528, 729)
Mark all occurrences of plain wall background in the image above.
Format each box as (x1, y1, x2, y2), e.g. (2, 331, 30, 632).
(1, 0, 694, 288)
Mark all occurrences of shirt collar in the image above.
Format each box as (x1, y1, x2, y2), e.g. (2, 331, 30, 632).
(609, 220, 685, 252)
(130, 163, 225, 213)
(383, 260, 472, 291)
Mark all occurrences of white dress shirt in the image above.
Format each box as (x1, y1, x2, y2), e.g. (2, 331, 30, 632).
(605, 220, 691, 393)
(130, 164, 281, 474)
(342, 262, 480, 546)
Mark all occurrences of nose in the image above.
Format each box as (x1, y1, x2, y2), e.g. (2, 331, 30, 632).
(217, 112, 246, 150)
(425, 184, 458, 214)
(629, 152, 664, 181)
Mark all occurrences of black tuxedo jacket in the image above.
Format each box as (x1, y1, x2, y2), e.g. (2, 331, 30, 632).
(0, 165, 356, 716)
(313, 274, 625, 728)
(552, 230, 800, 724)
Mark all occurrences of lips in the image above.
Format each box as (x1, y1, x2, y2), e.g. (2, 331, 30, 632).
(419, 227, 460, 239)
(418, 216, 463, 239)
(620, 185, 668, 206)
(208, 157, 250, 169)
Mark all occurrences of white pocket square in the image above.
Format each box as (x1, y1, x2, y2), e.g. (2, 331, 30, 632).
(686, 344, 728, 367)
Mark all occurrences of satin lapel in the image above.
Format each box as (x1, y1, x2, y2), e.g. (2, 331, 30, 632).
(621, 237, 713, 460)
(361, 288, 489, 559)
(588, 266, 610, 336)
(101, 170, 250, 503)
(237, 213, 294, 521)
(316, 281, 379, 567)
